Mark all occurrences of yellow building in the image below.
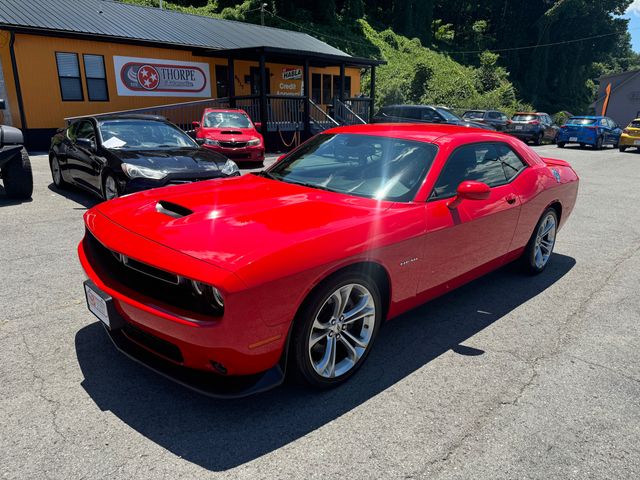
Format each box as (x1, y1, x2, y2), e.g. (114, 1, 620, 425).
(0, 0, 380, 149)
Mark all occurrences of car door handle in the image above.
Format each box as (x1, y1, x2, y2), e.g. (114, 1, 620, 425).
(506, 195, 517, 205)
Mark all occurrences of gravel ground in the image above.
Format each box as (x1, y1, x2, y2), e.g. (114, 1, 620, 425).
(1, 145, 639, 479)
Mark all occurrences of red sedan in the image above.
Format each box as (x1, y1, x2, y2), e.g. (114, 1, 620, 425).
(79, 124, 579, 397)
(193, 109, 265, 164)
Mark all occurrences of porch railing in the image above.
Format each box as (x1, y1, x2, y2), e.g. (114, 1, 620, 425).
(334, 98, 367, 126)
(343, 97, 372, 123)
(309, 100, 339, 134)
(65, 98, 231, 134)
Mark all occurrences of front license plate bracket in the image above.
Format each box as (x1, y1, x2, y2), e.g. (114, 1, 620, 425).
(84, 280, 125, 331)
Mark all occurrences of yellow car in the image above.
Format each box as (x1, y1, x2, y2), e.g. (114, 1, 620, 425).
(619, 118, 640, 152)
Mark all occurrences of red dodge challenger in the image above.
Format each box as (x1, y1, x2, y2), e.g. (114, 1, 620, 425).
(79, 124, 579, 397)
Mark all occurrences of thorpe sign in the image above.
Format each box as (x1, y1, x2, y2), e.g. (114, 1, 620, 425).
(114, 56, 211, 97)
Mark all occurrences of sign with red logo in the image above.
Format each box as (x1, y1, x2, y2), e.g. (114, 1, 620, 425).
(114, 56, 211, 97)
(282, 67, 302, 80)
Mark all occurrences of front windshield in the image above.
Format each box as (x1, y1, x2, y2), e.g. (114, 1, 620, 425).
(203, 111, 252, 128)
(98, 119, 197, 150)
(266, 134, 438, 202)
(463, 111, 484, 119)
(436, 108, 461, 122)
(567, 117, 596, 125)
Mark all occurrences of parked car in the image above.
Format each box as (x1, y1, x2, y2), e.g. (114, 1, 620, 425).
(618, 118, 640, 152)
(371, 105, 496, 130)
(78, 123, 578, 397)
(193, 109, 265, 165)
(462, 109, 509, 131)
(556, 116, 622, 150)
(49, 114, 240, 201)
(504, 112, 559, 145)
(0, 115, 33, 199)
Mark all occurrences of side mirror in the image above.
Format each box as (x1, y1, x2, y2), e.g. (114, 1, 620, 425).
(447, 181, 491, 209)
(254, 122, 262, 132)
(192, 121, 201, 129)
(0, 99, 5, 110)
(195, 138, 205, 146)
(76, 138, 96, 151)
(276, 153, 286, 162)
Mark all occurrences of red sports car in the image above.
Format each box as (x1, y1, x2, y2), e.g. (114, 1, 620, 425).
(193, 109, 265, 164)
(79, 124, 578, 397)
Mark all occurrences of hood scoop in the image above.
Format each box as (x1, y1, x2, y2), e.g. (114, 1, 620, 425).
(221, 130, 243, 135)
(156, 200, 193, 219)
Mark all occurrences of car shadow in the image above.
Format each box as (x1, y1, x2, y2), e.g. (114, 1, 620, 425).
(47, 183, 100, 209)
(75, 253, 575, 472)
(0, 184, 33, 206)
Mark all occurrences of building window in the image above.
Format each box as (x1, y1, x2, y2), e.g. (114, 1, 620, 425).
(83, 54, 108, 101)
(311, 73, 321, 103)
(55, 52, 83, 101)
(215, 65, 229, 98)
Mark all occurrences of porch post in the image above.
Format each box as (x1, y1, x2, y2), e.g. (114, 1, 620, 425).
(227, 57, 235, 107)
(339, 63, 345, 102)
(303, 59, 310, 137)
(259, 53, 268, 134)
(369, 65, 376, 121)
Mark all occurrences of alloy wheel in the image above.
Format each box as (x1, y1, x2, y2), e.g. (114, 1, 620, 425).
(104, 175, 119, 200)
(51, 157, 62, 186)
(534, 213, 556, 269)
(308, 283, 376, 379)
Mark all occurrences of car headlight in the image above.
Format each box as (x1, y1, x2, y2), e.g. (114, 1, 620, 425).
(190, 280, 224, 310)
(203, 139, 220, 146)
(121, 163, 167, 180)
(247, 138, 261, 146)
(221, 159, 239, 176)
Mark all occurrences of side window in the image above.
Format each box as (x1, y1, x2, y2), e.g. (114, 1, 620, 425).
(420, 109, 437, 121)
(431, 143, 510, 199)
(600, 118, 608, 127)
(497, 144, 527, 181)
(66, 122, 78, 142)
(501, 114, 508, 121)
(488, 112, 500, 119)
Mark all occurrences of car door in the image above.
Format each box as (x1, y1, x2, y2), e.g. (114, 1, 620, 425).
(606, 118, 622, 144)
(419, 142, 523, 294)
(66, 120, 100, 192)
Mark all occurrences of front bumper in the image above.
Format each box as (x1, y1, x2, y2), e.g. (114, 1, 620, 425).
(202, 143, 264, 162)
(85, 279, 285, 398)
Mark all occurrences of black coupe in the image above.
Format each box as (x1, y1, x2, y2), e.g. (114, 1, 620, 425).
(49, 114, 240, 201)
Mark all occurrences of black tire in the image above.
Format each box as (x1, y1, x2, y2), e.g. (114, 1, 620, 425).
(595, 136, 603, 150)
(521, 208, 558, 275)
(619, 146, 627, 153)
(557, 142, 565, 148)
(534, 132, 543, 146)
(579, 143, 586, 148)
(290, 271, 383, 389)
(102, 172, 121, 201)
(2, 148, 33, 199)
(49, 154, 69, 189)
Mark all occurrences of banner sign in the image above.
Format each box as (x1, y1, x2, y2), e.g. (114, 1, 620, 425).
(114, 56, 211, 97)
(282, 67, 302, 80)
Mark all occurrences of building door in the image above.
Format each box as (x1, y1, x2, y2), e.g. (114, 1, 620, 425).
(215, 65, 229, 98)
(249, 66, 271, 96)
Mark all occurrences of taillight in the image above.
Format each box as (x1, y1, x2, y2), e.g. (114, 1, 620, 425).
(624, 128, 631, 134)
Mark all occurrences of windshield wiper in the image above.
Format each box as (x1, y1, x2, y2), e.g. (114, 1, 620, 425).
(283, 179, 339, 193)
(253, 171, 279, 180)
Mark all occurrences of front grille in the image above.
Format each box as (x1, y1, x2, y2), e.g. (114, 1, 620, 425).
(84, 229, 222, 317)
(123, 323, 183, 363)
(219, 141, 247, 148)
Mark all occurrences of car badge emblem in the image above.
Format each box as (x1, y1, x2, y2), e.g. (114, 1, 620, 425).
(551, 168, 561, 183)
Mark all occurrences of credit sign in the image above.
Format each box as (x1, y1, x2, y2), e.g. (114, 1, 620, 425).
(114, 56, 211, 97)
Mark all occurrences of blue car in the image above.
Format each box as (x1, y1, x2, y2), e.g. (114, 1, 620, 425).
(557, 116, 622, 149)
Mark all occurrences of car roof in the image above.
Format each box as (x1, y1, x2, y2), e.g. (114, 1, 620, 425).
(569, 115, 604, 119)
(513, 112, 548, 116)
(76, 114, 167, 122)
(203, 108, 249, 114)
(380, 105, 437, 110)
(325, 123, 507, 144)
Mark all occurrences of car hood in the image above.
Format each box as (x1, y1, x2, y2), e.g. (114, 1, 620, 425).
(108, 148, 224, 172)
(198, 127, 259, 142)
(95, 174, 393, 271)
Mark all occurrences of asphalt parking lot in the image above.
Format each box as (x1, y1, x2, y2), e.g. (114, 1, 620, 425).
(1, 145, 639, 479)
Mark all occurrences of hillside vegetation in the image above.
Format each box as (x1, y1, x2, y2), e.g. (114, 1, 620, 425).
(122, 0, 640, 115)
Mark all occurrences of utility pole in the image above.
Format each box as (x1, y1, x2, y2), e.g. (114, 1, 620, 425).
(159, 0, 163, 9)
(260, 3, 267, 26)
